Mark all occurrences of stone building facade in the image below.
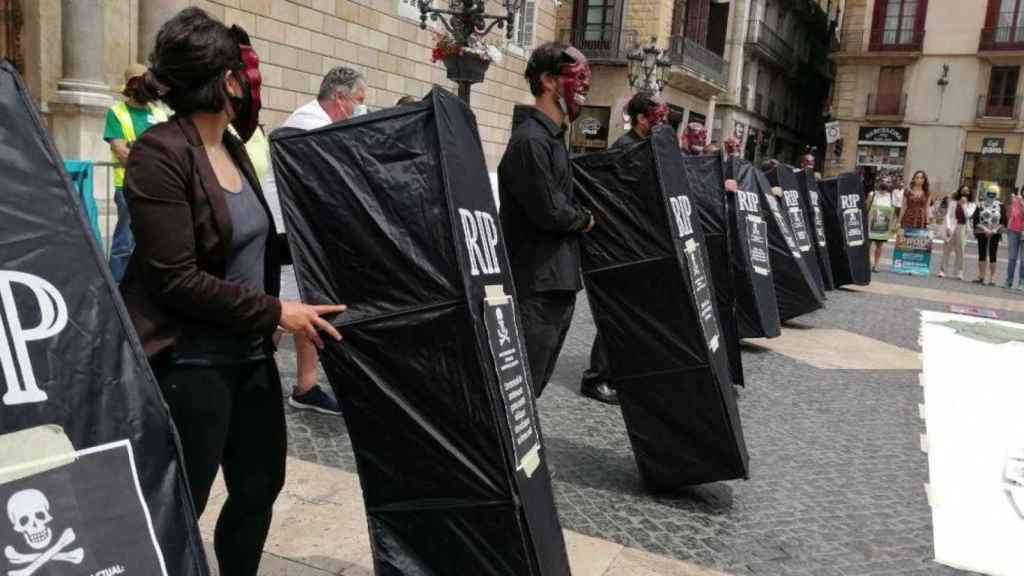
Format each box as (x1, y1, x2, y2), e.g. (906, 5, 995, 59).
(7, 0, 562, 171)
(828, 0, 1024, 198)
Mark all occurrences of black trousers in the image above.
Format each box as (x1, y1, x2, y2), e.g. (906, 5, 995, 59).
(977, 233, 1002, 262)
(581, 332, 610, 389)
(155, 359, 286, 576)
(519, 291, 576, 398)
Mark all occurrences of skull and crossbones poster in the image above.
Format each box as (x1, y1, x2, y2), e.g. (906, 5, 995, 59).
(0, 441, 166, 576)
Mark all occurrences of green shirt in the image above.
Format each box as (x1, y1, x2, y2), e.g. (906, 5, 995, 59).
(103, 103, 161, 143)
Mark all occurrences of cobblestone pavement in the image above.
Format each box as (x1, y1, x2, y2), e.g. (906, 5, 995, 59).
(276, 264, 1023, 575)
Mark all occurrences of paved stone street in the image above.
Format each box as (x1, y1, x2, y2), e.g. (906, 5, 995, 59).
(274, 240, 1023, 575)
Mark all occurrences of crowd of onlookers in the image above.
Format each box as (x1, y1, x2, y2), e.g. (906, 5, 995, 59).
(866, 169, 1024, 291)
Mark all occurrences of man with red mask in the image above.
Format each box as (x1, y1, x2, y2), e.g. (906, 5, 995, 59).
(612, 91, 667, 149)
(499, 42, 594, 399)
(680, 122, 708, 155)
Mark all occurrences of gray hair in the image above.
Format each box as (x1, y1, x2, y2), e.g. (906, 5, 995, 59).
(317, 66, 364, 101)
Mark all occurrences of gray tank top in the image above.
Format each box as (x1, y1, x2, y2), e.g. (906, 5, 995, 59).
(224, 177, 270, 291)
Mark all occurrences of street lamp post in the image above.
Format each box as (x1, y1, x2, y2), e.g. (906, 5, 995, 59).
(418, 0, 522, 104)
(627, 39, 671, 93)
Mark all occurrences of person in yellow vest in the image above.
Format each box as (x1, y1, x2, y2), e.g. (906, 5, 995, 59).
(103, 63, 168, 282)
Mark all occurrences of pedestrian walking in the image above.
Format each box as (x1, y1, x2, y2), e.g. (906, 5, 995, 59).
(261, 66, 367, 416)
(938, 185, 976, 280)
(866, 175, 900, 272)
(102, 63, 167, 282)
(1006, 187, 1024, 291)
(972, 183, 1007, 286)
(498, 42, 594, 398)
(121, 9, 345, 576)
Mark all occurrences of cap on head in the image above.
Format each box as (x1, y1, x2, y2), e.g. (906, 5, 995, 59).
(120, 63, 148, 92)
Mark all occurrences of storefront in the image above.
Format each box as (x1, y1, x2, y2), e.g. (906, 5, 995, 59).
(856, 126, 909, 191)
(961, 132, 1022, 199)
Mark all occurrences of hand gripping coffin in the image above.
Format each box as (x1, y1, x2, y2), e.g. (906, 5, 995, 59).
(269, 88, 569, 576)
(819, 173, 871, 287)
(722, 158, 781, 339)
(729, 159, 824, 323)
(0, 61, 207, 576)
(681, 155, 744, 387)
(573, 126, 749, 490)
(795, 169, 835, 291)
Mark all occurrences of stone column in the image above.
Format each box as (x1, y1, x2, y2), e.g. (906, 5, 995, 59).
(51, 0, 112, 162)
(57, 0, 107, 96)
(138, 0, 188, 64)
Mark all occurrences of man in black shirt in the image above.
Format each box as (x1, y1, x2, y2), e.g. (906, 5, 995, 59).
(578, 91, 668, 405)
(610, 91, 667, 149)
(499, 42, 594, 398)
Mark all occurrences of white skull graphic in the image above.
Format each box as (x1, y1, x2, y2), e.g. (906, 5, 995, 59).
(7, 489, 53, 550)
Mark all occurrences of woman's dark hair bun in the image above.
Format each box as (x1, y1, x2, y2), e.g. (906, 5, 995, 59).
(228, 24, 251, 46)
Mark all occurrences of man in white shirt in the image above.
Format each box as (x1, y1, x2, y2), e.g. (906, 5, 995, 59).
(265, 66, 367, 415)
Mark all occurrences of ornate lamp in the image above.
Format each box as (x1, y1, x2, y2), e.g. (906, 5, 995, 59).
(419, 0, 523, 103)
(627, 39, 671, 92)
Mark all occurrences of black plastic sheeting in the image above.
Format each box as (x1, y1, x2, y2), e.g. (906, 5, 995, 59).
(819, 173, 872, 287)
(0, 61, 208, 575)
(572, 126, 749, 491)
(796, 169, 836, 290)
(723, 158, 781, 339)
(270, 88, 569, 576)
(729, 159, 824, 322)
(767, 165, 827, 296)
(682, 155, 743, 387)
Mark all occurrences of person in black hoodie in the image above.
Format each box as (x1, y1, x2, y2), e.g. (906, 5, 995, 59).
(499, 42, 594, 398)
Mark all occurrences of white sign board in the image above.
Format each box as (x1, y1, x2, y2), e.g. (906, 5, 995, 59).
(825, 121, 841, 144)
(920, 311, 1024, 576)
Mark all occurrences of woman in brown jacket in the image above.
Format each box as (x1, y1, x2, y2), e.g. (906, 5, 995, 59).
(121, 9, 344, 575)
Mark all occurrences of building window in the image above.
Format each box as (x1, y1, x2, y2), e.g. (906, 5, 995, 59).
(995, 0, 1024, 42)
(871, 0, 926, 50)
(511, 1, 536, 52)
(870, 66, 906, 116)
(986, 66, 1020, 117)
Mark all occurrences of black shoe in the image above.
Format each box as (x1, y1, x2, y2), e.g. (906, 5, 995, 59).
(581, 382, 619, 405)
(289, 386, 342, 415)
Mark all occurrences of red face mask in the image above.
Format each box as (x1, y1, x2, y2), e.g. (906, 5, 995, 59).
(558, 47, 592, 122)
(644, 104, 668, 127)
(801, 154, 816, 170)
(723, 137, 741, 157)
(682, 122, 707, 155)
(231, 44, 263, 142)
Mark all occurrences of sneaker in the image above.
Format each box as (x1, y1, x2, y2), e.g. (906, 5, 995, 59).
(289, 386, 341, 415)
(1016, 285, 1023, 292)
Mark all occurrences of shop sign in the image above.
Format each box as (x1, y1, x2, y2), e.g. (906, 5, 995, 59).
(571, 106, 610, 150)
(858, 126, 909, 145)
(982, 138, 1005, 156)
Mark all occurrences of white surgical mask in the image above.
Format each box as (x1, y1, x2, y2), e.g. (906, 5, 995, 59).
(353, 104, 369, 117)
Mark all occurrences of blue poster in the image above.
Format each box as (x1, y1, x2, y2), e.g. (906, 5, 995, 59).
(892, 228, 933, 276)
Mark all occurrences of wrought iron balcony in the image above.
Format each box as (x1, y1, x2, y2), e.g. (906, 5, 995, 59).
(866, 93, 907, 117)
(746, 20, 794, 65)
(868, 27, 925, 52)
(979, 27, 1024, 51)
(977, 94, 1022, 120)
(667, 36, 729, 88)
(559, 27, 639, 63)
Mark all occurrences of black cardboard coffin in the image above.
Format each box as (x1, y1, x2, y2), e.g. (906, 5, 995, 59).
(270, 88, 569, 576)
(573, 126, 749, 490)
(723, 158, 781, 339)
(767, 165, 827, 296)
(796, 169, 836, 290)
(682, 155, 744, 387)
(0, 61, 207, 575)
(819, 173, 872, 287)
(729, 159, 824, 322)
